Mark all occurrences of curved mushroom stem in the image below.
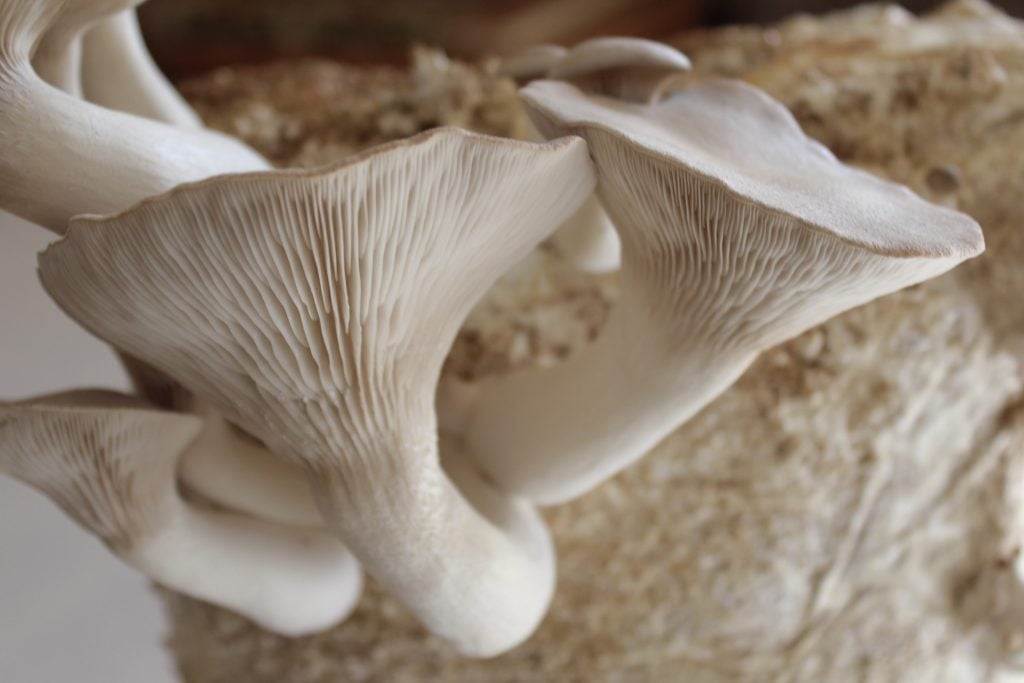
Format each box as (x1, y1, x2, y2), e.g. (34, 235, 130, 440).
(461, 289, 755, 504)
(81, 9, 201, 127)
(0, 0, 267, 233)
(131, 497, 361, 636)
(0, 394, 362, 636)
(32, 30, 81, 94)
(298, 398, 554, 657)
(178, 407, 325, 529)
(547, 193, 621, 273)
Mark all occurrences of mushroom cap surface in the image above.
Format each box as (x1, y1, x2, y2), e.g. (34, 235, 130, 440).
(549, 37, 692, 82)
(39, 127, 594, 451)
(0, 392, 199, 550)
(522, 79, 983, 260)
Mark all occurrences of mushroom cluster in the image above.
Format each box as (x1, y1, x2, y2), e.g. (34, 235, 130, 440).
(0, 0, 985, 659)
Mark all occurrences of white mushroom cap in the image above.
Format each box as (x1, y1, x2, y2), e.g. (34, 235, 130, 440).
(457, 78, 984, 505)
(0, 391, 362, 635)
(499, 43, 567, 83)
(39, 128, 595, 656)
(0, 0, 268, 233)
(549, 37, 692, 104)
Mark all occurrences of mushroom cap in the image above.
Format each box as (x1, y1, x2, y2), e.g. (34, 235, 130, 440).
(549, 37, 692, 81)
(547, 37, 692, 103)
(0, 391, 199, 550)
(499, 43, 568, 83)
(522, 79, 983, 260)
(519, 79, 983, 352)
(39, 127, 594, 456)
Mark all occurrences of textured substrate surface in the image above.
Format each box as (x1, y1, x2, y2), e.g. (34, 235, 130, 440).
(168, 3, 1024, 681)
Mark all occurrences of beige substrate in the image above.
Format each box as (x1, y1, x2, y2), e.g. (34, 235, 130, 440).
(166, 2, 1024, 681)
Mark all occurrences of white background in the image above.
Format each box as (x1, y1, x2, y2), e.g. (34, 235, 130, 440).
(0, 211, 175, 682)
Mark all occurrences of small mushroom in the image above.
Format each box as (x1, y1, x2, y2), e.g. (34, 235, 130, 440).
(38, 128, 596, 656)
(549, 36, 693, 104)
(457, 78, 985, 505)
(0, 0, 268, 233)
(0, 390, 362, 635)
(81, 9, 202, 127)
(499, 43, 567, 84)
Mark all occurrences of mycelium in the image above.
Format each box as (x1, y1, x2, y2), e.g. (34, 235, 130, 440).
(457, 78, 985, 505)
(38, 128, 595, 656)
(0, 390, 362, 635)
(0, 0, 268, 233)
(516, 38, 692, 273)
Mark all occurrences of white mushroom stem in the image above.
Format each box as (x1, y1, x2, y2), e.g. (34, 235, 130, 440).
(0, 0, 268, 233)
(0, 393, 362, 636)
(457, 79, 985, 506)
(178, 406, 324, 529)
(82, 9, 201, 127)
(40, 129, 595, 655)
(32, 30, 81, 94)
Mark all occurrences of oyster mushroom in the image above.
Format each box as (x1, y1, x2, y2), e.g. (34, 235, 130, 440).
(38, 128, 596, 656)
(0, 0, 268, 233)
(458, 78, 985, 505)
(0, 390, 362, 635)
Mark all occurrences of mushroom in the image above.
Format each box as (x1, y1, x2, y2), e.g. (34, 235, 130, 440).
(549, 36, 693, 104)
(455, 78, 985, 505)
(0, 390, 363, 635)
(81, 9, 202, 127)
(499, 43, 567, 84)
(0, 0, 268, 233)
(529, 38, 693, 273)
(38, 127, 596, 656)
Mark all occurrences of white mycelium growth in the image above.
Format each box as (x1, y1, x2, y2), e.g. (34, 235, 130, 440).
(0, 0, 267, 233)
(0, 392, 362, 635)
(39, 128, 596, 656)
(459, 78, 985, 505)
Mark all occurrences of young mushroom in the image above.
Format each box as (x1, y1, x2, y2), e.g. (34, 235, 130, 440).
(536, 38, 693, 273)
(0, 0, 269, 233)
(38, 127, 596, 656)
(499, 43, 567, 84)
(455, 78, 985, 505)
(0, 390, 362, 635)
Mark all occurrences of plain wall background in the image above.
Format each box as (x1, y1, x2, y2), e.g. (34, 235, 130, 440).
(0, 211, 175, 683)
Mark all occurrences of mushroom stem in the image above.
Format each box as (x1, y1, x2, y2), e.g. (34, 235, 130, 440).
(178, 408, 324, 529)
(302, 402, 554, 657)
(0, 0, 267, 233)
(131, 497, 360, 636)
(0, 395, 362, 635)
(462, 291, 755, 504)
(81, 9, 201, 127)
(32, 30, 81, 94)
